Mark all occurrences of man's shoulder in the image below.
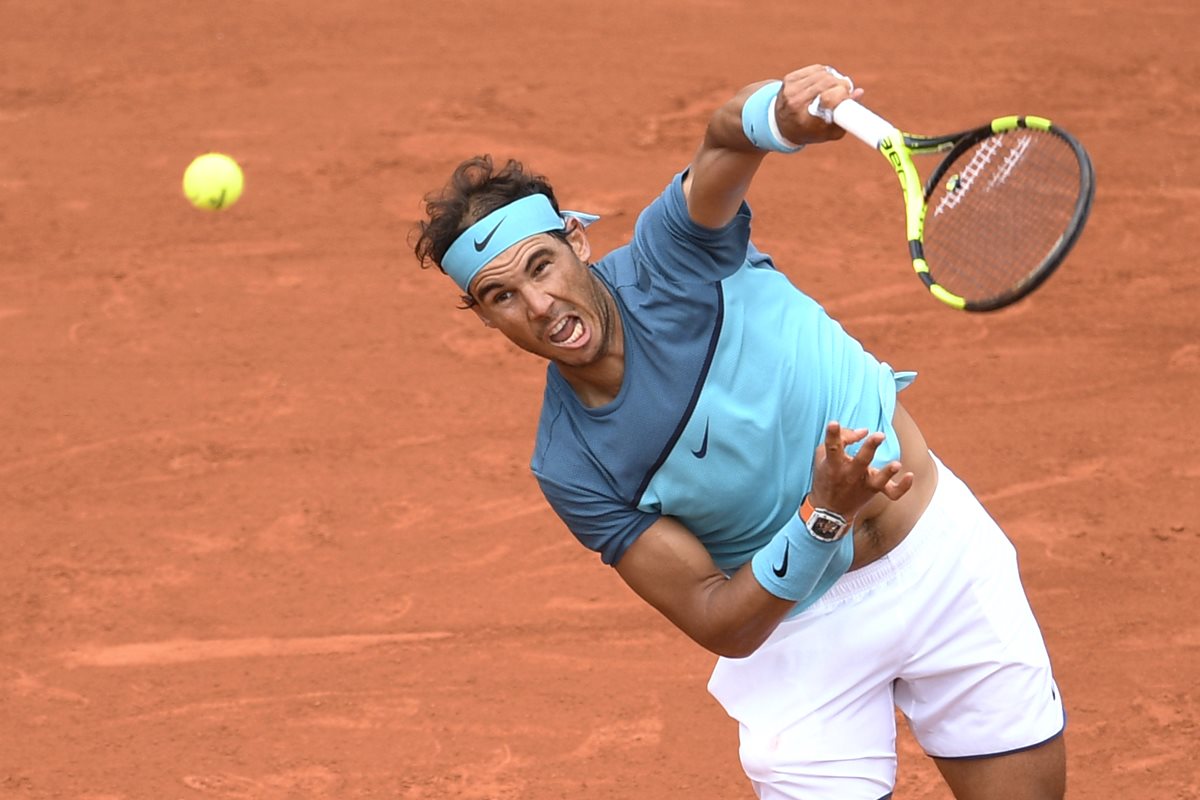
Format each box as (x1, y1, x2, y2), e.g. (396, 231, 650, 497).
(530, 366, 673, 504)
(589, 244, 636, 289)
(531, 376, 593, 478)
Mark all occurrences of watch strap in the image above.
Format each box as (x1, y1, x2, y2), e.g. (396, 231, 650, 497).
(800, 494, 816, 523)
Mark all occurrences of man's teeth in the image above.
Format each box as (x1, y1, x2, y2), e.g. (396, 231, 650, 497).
(550, 317, 584, 346)
(562, 319, 584, 345)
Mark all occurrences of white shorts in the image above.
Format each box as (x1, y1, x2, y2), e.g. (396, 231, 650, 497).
(707, 454, 1064, 800)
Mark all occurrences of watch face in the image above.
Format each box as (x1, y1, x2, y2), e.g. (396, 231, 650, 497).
(809, 513, 845, 541)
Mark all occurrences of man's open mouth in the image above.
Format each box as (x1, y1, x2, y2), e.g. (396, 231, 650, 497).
(548, 315, 586, 347)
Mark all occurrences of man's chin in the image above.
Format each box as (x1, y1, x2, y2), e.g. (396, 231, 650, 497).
(550, 339, 601, 368)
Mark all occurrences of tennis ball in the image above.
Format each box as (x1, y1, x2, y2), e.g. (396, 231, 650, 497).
(182, 153, 244, 211)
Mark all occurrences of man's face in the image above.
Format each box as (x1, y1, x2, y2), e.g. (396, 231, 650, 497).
(467, 222, 615, 368)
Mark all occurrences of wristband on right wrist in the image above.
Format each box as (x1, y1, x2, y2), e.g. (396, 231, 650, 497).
(741, 80, 804, 153)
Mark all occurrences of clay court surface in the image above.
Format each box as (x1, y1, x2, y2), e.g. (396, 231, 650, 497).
(2, 1, 1198, 797)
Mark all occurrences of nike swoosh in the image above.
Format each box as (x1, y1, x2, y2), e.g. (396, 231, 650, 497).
(772, 545, 789, 578)
(690, 419, 709, 458)
(473, 217, 506, 252)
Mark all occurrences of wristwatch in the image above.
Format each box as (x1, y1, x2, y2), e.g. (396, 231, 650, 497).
(799, 495, 850, 543)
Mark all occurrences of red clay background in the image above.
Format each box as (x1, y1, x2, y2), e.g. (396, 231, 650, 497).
(2, 1, 1198, 797)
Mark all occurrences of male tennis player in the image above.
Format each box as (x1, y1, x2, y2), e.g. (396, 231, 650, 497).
(414, 64, 1066, 800)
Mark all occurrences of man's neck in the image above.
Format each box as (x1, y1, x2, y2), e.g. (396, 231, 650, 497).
(557, 289, 625, 409)
(559, 354, 623, 408)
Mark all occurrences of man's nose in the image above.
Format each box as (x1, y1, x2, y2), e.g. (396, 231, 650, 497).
(524, 285, 555, 318)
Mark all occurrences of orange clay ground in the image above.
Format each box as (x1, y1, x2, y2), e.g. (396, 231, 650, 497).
(2, 1, 1198, 797)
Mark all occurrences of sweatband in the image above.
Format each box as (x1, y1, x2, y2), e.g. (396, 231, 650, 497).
(741, 80, 804, 153)
(750, 512, 853, 603)
(441, 194, 599, 292)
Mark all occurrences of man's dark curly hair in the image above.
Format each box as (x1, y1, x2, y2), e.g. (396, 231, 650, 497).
(413, 155, 568, 295)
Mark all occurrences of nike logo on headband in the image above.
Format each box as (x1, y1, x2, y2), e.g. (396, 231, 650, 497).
(473, 217, 506, 252)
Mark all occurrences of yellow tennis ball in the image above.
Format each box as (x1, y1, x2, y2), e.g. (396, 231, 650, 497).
(182, 153, 244, 211)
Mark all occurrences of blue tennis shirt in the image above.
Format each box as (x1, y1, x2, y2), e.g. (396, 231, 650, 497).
(532, 172, 913, 604)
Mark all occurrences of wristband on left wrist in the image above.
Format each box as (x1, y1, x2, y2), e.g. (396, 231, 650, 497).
(750, 513, 845, 603)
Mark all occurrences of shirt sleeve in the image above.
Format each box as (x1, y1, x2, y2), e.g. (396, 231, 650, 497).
(630, 171, 752, 284)
(534, 470, 660, 566)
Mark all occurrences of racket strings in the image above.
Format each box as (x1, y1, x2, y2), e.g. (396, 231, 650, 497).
(922, 129, 1083, 302)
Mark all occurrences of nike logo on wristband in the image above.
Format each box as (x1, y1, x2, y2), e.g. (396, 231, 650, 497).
(691, 419, 710, 458)
(772, 545, 789, 578)
(473, 218, 506, 252)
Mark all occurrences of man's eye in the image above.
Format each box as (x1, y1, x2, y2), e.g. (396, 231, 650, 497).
(493, 291, 513, 304)
(532, 261, 549, 276)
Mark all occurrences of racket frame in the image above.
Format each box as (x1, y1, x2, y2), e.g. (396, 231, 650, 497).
(831, 100, 1095, 312)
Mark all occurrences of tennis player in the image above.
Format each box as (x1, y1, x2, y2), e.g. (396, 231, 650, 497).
(414, 64, 1066, 800)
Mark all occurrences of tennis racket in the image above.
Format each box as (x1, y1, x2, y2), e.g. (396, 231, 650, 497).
(816, 98, 1095, 311)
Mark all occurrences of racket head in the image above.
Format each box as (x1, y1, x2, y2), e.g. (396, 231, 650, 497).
(913, 117, 1095, 312)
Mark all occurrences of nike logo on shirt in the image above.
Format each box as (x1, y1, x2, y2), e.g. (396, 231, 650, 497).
(691, 419, 710, 458)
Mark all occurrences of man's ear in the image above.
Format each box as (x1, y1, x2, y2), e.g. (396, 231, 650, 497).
(564, 217, 592, 263)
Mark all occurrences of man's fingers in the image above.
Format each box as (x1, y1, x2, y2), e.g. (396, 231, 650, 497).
(864, 461, 914, 500)
(851, 431, 886, 465)
(839, 426, 869, 446)
(823, 421, 844, 457)
(823, 421, 870, 459)
(783, 66, 854, 119)
(795, 66, 856, 119)
(881, 471, 915, 500)
(864, 461, 901, 490)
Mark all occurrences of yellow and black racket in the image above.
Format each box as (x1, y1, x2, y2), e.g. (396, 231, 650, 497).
(822, 99, 1095, 312)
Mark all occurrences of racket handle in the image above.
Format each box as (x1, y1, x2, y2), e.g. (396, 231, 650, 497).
(810, 97, 898, 149)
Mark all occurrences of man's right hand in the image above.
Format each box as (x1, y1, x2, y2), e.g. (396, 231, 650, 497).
(773, 64, 862, 148)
